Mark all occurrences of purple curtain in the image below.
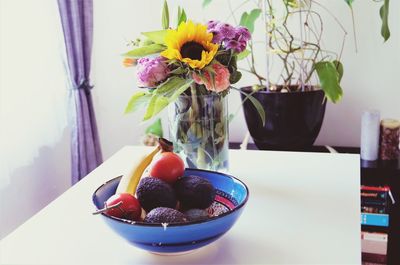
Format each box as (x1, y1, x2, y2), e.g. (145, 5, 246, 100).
(58, 0, 102, 184)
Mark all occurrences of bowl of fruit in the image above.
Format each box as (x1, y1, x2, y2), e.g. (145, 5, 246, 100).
(92, 139, 249, 254)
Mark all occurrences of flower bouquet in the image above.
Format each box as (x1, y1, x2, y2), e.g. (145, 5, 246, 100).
(123, 1, 263, 171)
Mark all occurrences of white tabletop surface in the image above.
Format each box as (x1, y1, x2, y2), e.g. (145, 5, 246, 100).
(0, 146, 361, 265)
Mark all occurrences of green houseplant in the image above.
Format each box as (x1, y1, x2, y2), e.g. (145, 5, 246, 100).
(204, 0, 391, 150)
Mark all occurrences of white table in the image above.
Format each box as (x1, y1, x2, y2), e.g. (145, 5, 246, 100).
(0, 146, 361, 264)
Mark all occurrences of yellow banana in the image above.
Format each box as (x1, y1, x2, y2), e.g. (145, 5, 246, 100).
(115, 146, 160, 195)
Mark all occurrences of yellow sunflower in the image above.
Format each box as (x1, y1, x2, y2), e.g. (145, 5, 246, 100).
(161, 21, 219, 69)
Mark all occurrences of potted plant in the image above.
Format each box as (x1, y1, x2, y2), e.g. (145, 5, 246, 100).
(204, 0, 391, 150)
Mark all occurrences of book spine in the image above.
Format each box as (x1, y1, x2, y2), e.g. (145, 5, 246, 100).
(361, 185, 390, 192)
(361, 191, 388, 201)
(361, 205, 387, 214)
(361, 213, 389, 227)
(361, 199, 387, 207)
(362, 253, 387, 264)
(361, 231, 388, 242)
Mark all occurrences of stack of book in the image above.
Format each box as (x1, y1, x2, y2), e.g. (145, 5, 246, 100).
(362, 231, 388, 265)
(361, 186, 390, 227)
(361, 186, 391, 264)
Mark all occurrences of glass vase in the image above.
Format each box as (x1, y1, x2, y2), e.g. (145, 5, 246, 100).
(168, 93, 229, 172)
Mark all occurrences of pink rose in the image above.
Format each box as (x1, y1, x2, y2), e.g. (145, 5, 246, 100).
(136, 57, 169, 87)
(192, 63, 230, 93)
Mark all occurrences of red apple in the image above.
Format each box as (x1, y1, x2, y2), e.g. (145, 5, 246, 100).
(103, 193, 141, 221)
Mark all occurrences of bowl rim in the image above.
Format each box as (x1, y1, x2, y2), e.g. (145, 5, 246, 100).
(92, 168, 249, 227)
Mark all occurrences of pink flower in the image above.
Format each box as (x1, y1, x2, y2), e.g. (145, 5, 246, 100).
(136, 57, 169, 87)
(193, 63, 230, 93)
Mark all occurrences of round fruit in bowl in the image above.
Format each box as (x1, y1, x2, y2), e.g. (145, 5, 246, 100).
(150, 151, 184, 184)
(92, 139, 249, 254)
(93, 169, 248, 254)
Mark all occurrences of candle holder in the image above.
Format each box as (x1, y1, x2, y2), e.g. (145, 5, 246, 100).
(379, 119, 400, 161)
(360, 110, 380, 161)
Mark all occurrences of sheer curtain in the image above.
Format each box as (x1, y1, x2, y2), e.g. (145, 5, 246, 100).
(0, 0, 70, 238)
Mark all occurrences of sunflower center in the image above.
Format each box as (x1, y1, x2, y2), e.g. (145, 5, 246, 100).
(180, 41, 206, 60)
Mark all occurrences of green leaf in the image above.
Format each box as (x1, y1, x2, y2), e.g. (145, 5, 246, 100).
(145, 118, 163, 137)
(231, 87, 266, 126)
(124, 91, 152, 114)
(240, 13, 249, 30)
(284, 0, 299, 8)
(177, 7, 187, 27)
(333, 60, 344, 83)
(215, 52, 231, 66)
(237, 49, 251, 60)
(379, 0, 390, 41)
(162, 0, 170, 30)
(239, 9, 261, 33)
(168, 80, 193, 102)
(143, 79, 193, 121)
(124, 44, 165, 58)
(244, 93, 265, 126)
(143, 96, 156, 120)
(141, 30, 168, 44)
(344, 0, 354, 7)
(209, 71, 216, 89)
(314, 61, 343, 103)
(180, 9, 187, 24)
(143, 95, 170, 121)
(170, 67, 187, 75)
(155, 76, 186, 96)
(153, 97, 170, 117)
(202, 0, 212, 8)
(229, 71, 242, 84)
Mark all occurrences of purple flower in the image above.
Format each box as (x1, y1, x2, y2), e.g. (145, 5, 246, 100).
(215, 23, 236, 40)
(225, 39, 246, 53)
(207, 21, 251, 52)
(235, 26, 251, 42)
(210, 30, 224, 44)
(207, 20, 219, 31)
(136, 56, 169, 87)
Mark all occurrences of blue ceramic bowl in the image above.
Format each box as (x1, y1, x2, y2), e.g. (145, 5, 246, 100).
(92, 168, 249, 254)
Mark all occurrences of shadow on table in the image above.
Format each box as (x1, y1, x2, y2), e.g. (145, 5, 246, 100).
(138, 235, 283, 265)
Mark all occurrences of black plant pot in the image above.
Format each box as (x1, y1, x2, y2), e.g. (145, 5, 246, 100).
(240, 87, 327, 151)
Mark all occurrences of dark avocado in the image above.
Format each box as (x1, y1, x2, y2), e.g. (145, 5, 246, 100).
(175, 175, 216, 209)
(144, 207, 187, 223)
(136, 177, 177, 212)
(184, 209, 209, 222)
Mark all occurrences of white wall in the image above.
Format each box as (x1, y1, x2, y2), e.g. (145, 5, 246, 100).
(0, 0, 71, 239)
(314, 1, 400, 147)
(92, 0, 399, 159)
